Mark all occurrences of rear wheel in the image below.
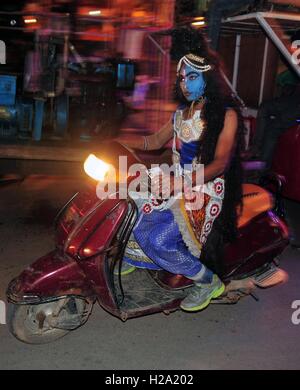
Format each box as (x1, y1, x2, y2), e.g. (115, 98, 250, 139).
(7, 297, 92, 344)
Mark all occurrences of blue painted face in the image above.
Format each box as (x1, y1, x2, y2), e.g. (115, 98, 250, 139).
(179, 64, 206, 102)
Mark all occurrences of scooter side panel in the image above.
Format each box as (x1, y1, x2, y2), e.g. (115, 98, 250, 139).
(76, 201, 129, 258)
(7, 250, 122, 315)
(75, 254, 120, 315)
(60, 198, 128, 258)
(55, 186, 100, 249)
(223, 211, 289, 279)
(55, 196, 132, 315)
(7, 251, 94, 304)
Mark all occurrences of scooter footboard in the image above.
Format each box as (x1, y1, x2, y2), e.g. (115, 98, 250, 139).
(6, 250, 94, 305)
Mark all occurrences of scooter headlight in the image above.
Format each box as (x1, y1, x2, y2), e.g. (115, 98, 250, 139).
(84, 154, 110, 181)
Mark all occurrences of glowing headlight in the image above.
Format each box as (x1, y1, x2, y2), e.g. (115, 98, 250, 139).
(24, 17, 38, 24)
(84, 154, 110, 181)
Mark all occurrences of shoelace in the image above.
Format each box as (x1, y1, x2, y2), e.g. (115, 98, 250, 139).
(189, 286, 204, 299)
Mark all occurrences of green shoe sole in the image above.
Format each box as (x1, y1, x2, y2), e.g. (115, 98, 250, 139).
(114, 264, 136, 276)
(180, 283, 225, 312)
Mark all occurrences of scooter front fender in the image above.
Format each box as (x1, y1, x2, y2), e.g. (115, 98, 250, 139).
(7, 250, 94, 305)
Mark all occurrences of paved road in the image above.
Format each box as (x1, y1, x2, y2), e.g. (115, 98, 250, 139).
(0, 175, 300, 370)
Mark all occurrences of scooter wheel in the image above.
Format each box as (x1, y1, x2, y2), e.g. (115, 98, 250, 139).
(7, 298, 88, 344)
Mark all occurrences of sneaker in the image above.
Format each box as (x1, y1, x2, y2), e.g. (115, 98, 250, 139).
(180, 274, 225, 312)
(114, 261, 136, 276)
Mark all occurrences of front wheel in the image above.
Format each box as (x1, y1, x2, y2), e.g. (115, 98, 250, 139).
(7, 297, 92, 344)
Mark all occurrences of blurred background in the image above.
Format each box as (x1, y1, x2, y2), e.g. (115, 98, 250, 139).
(0, 0, 299, 142)
(0, 0, 299, 181)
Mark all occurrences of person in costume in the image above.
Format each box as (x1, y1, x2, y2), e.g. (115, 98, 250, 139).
(115, 28, 244, 312)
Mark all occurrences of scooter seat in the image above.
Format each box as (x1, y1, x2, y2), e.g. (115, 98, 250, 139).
(238, 184, 274, 227)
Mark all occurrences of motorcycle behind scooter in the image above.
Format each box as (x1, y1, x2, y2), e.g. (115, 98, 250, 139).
(6, 142, 289, 344)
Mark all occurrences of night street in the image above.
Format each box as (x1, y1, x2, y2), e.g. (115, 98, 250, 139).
(0, 175, 300, 370)
(0, 0, 300, 373)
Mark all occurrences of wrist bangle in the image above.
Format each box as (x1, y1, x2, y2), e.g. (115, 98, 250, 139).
(143, 136, 148, 151)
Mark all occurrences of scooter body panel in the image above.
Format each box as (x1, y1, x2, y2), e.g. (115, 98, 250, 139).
(8, 192, 132, 316)
(222, 211, 288, 279)
(56, 186, 129, 259)
(7, 250, 94, 304)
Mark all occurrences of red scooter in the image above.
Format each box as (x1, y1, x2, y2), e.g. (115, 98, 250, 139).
(6, 142, 289, 344)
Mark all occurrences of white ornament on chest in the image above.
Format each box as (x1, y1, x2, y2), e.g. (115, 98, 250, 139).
(175, 110, 205, 142)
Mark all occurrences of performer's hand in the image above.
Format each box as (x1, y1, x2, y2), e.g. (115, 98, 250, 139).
(151, 173, 183, 199)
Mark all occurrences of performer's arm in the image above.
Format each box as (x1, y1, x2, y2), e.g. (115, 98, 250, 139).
(114, 117, 173, 151)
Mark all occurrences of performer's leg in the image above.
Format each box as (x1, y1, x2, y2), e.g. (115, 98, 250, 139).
(134, 210, 225, 311)
(180, 273, 225, 312)
(133, 210, 210, 277)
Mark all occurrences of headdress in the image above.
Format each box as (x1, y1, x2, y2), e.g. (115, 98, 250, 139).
(176, 53, 211, 74)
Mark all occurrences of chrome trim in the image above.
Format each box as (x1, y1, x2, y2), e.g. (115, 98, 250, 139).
(7, 291, 94, 306)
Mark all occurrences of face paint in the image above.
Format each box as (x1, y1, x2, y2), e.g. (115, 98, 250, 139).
(179, 64, 206, 102)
